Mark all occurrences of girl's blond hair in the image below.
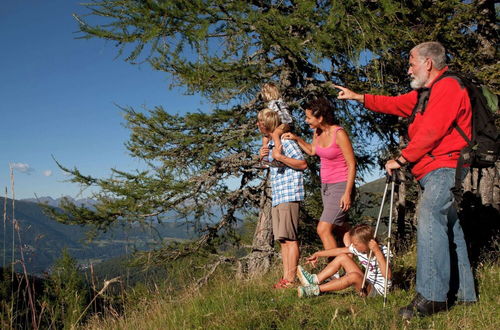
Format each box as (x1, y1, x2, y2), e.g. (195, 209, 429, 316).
(260, 82, 282, 102)
(349, 224, 375, 245)
(258, 108, 281, 133)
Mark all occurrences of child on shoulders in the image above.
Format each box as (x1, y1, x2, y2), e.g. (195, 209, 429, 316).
(259, 83, 294, 166)
(296, 224, 392, 297)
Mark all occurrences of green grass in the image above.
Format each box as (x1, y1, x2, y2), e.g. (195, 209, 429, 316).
(81, 252, 500, 330)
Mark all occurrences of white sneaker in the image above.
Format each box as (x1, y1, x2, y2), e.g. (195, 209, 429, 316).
(324, 272, 341, 283)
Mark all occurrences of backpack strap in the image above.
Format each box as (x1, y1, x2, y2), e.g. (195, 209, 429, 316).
(408, 87, 430, 126)
(452, 122, 472, 147)
(452, 153, 466, 207)
(407, 72, 456, 125)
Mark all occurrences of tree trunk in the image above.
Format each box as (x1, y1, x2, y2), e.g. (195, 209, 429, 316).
(242, 173, 275, 278)
(459, 162, 499, 268)
(394, 127, 409, 249)
(462, 164, 500, 210)
(394, 173, 407, 250)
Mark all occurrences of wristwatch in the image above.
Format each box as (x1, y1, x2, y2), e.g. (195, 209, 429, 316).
(394, 155, 407, 167)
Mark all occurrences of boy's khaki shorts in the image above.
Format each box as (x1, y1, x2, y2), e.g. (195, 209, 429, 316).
(272, 202, 299, 241)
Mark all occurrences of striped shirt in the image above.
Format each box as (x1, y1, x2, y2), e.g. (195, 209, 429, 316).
(268, 139, 305, 207)
(268, 99, 293, 125)
(348, 243, 392, 295)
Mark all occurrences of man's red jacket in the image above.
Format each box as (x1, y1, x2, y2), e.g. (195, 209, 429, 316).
(364, 67, 472, 180)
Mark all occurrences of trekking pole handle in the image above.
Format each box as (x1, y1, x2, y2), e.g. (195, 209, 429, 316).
(391, 170, 397, 183)
(385, 169, 398, 183)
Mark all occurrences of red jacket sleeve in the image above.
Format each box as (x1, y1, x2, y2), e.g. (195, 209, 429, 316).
(401, 78, 469, 162)
(364, 91, 418, 118)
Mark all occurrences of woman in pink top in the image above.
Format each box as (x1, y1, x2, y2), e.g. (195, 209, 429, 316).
(283, 97, 356, 250)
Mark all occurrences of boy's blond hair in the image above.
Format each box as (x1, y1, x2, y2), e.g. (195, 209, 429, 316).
(349, 224, 375, 245)
(260, 82, 282, 102)
(258, 108, 282, 133)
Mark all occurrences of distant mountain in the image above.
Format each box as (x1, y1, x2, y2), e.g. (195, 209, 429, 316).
(352, 176, 401, 239)
(358, 177, 386, 194)
(5, 178, 388, 274)
(22, 196, 97, 209)
(0, 197, 194, 274)
(355, 177, 389, 218)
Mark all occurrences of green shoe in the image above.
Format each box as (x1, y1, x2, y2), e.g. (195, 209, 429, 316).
(298, 284, 320, 298)
(297, 266, 317, 286)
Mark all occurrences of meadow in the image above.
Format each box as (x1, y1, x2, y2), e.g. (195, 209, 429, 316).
(82, 249, 499, 330)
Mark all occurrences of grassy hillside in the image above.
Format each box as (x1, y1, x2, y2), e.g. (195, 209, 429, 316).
(77, 177, 498, 329)
(81, 250, 499, 330)
(354, 177, 391, 219)
(83, 254, 169, 290)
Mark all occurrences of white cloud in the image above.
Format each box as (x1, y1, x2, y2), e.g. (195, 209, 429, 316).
(42, 170, 53, 177)
(10, 162, 34, 174)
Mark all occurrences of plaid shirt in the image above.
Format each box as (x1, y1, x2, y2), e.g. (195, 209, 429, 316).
(268, 139, 305, 206)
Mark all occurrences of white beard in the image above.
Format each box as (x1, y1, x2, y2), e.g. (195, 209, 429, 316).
(410, 73, 428, 89)
(410, 77, 426, 89)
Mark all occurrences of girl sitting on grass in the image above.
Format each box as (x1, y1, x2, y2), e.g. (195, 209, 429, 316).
(296, 224, 392, 298)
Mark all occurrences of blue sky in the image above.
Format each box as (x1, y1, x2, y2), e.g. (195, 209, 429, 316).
(0, 0, 210, 199)
(1, 1, 383, 200)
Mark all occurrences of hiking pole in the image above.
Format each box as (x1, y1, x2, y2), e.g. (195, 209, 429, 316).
(361, 174, 391, 294)
(383, 170, 397, 307)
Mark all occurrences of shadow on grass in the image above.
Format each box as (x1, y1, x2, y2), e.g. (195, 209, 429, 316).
(460, 192, 500, 269)
(458, 191, 500, 303)
(391, 265, 416, 291)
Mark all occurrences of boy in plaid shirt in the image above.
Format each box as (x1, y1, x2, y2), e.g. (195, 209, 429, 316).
(258, 108, 307, 288)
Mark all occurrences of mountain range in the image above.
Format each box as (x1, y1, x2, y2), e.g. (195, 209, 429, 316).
(1, 178, 386, 275)
(21, 196, 97, 209)
(0, 197, 194, 274)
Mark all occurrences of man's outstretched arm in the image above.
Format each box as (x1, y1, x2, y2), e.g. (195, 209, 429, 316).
(334, 85, 365, 103)
(334, 84, 416, 118)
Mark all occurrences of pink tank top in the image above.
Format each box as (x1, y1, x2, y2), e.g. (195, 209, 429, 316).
(315, 127, 348, 183)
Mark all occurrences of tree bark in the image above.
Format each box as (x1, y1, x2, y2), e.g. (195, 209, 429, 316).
(394, 126, 409, 249)
(462, 163, 500, 211)
(394, 173, 407, 250)
(242, 173, 275, 278)
(459, 162, 499, 267)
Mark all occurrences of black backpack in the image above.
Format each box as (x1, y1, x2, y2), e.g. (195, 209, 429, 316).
(409, 72, 499, 204)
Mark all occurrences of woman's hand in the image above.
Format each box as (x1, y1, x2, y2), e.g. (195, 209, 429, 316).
(282, 132, 297, 140)
(339, 192, 351, 211)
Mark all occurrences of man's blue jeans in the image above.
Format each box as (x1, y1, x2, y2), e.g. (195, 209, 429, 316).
(416, 168, 477, 302)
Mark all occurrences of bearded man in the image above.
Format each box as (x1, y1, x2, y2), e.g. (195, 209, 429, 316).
(334, 41, 477, 318)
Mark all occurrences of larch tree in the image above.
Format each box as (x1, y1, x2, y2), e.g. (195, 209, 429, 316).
(50, 0, 498, 276)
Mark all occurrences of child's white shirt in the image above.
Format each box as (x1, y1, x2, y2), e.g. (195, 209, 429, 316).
(268, 99, 293, 125)
(348, 243, 392, 294)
